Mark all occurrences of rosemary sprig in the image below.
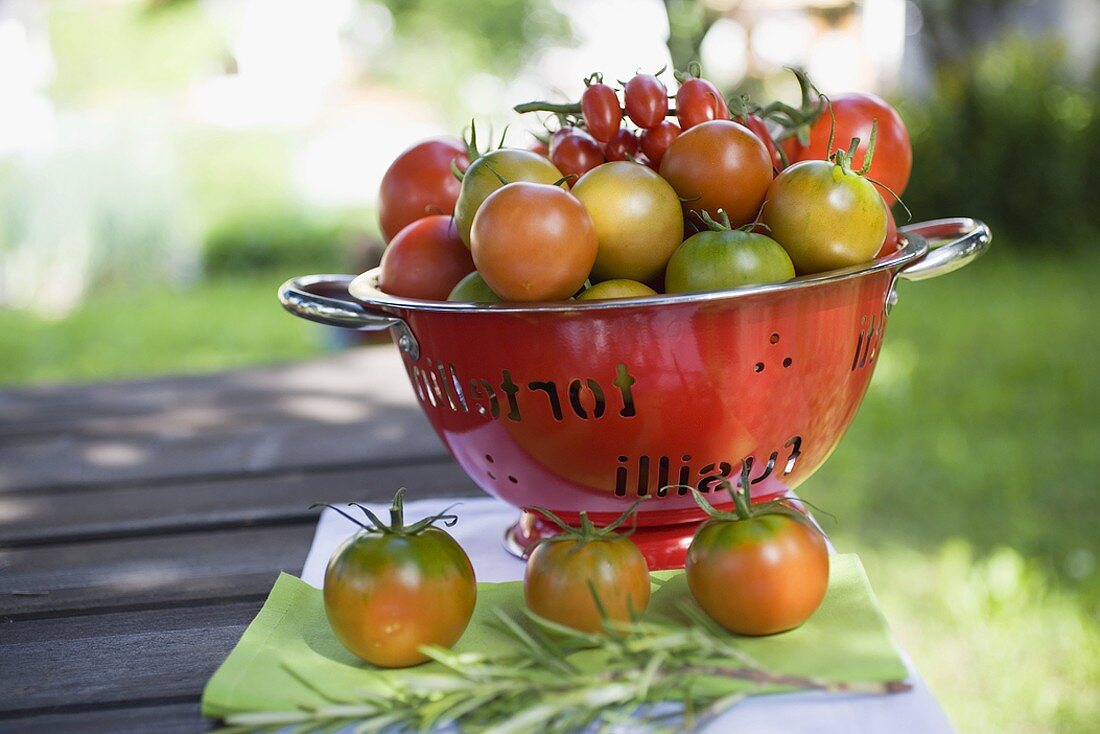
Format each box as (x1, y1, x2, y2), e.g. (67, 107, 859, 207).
(216, 605, 909, 734)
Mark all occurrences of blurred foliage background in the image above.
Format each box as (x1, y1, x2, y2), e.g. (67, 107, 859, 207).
(0, 0, 1098, 731)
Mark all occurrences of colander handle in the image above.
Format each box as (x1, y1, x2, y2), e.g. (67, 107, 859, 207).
(896, 217, 992, 282)
(278, 274, 420, 360)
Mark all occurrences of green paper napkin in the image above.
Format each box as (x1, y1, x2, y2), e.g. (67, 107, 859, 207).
(202, 554, 906, 721)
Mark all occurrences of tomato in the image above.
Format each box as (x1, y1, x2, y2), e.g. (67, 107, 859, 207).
(665, 226, 794, 293)
(379, 216, 475, 300)
(639, 120, 680, 167)
(659, 120, 773, 226)
(577, 279, 657, 300)
(675, 78, 729, 130)
(551, 128, 606, 180)
(378, 138, 469, 243)
(624, 73, 668, 129)
(448, 270, 503, 302)
(581, 82, 622, 143)
(761, 159, 887, 274)
(737, 113, 783, 171)
(602, 129, 640, 162)
(322, 490, 476, 667)
(471, 182, 597, 301)
(875, 206, 899, 258)
(685, 463, 828, 636)
(787, 93, 912, 204)
(524, 506, 650, 633)
(571, 162, 683, 283)
(454, 149, 563, 247)
(528, 139, 550, 157)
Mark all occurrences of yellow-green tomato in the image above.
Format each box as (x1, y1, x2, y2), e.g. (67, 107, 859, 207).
(448, 271, 503, 303)
(454, 149, 563, 247)
(577, 279, 657, 300)
(571, 162, 684, 283)
(665, 230, 794, 293)
(761, 160, 887, 274)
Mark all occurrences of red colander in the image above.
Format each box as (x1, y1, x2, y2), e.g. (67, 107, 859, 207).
(280, 218, 990, 569)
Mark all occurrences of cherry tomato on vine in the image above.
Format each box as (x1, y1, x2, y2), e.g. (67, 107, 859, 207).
(528, 138, 550, 157)
(761, 159, 887, 274)
(454, 149, 563, 247)
(685, 462, 829, 636)
(602, 129, 640, 162)
(787, 93, 912, 204)
(664, 212, 794, 293)
(581, 82, 622, 143)
(471, 182, 597, 301)
(378, 138, 469, 243)
(551, 128, 606, 180)
(623, 73, 668, 129)
(639, 120, 680, 168)
(660, 120, 773, 226)
(676, 78, 729, 130)
(322, 490, 476, 667)
(524, 505, 650, 634)
(379, 216, 475, 300)
(736, 114, 784, 171)
(571, 161, 683, 283)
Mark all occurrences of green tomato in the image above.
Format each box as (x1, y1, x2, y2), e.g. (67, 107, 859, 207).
(570, 162, 683, 283)
(454, 150, 563, 247)
(576, 279, 657, 300)
(448, 271, 503, 303)
(665, 230, 794, 293)
(760, 160, 887, 274)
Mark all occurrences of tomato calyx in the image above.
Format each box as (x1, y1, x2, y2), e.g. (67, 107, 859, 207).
(678, 461, 813, 527)
(766, 68, 828, 148)
(456, 120, 513, 177)
(311, 488, 459, 538)
(528, 500, 643, 548)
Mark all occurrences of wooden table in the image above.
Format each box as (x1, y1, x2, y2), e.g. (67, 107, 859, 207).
(0, 347, 476, 732)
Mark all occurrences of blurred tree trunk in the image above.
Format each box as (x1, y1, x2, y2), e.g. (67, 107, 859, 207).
(662, 0, 718, 73)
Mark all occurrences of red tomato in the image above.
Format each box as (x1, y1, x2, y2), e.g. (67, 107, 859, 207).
(737, 114, 783, 171)
(676, 78, 729, 130)
(787, 93, 912, 204)
(639, 120, 680, 167)
(624, 74, 669, 129)
(602, 129, 640, 162)
(581, 83, 622, 143)
(529, 139, 550, 157)
(379, 216, 475, 300)
(378, 138, 469, 243)
(551, 129, 606, 180)
(875, 206, 899, 258)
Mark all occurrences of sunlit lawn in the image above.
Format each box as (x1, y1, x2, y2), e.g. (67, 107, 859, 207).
(1, 250, 1098, 732)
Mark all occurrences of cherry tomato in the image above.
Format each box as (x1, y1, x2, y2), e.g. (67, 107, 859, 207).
(524, 507, 650, 633)
(875, 206, 899, 258)
(379, 216, 475, 300)
(761, 159, 887, 274)
(528, 138, 550, 157)
(471, 182, 597, 301)
(323, 490, 476, 667)
(685, 463, 828, 636)
(577, 279, 657, 300)
(581, 83, 622, 143)
(448, 271, 502, 302)
(624, 74, 669, 129)
(602, 129, 640, 162)
(454, 149, 563, 247)
(639, 120, 680, 167)
(378, 138, 469, 243)
(787, 93, 912, 204)
(571, 162, 683, 283)
(659, 120, 773, 226)
(551, 128, 606, 180)
(665, 228, 794, 293)
(737, 114, 783, 171)
(675, 78, 729, 130)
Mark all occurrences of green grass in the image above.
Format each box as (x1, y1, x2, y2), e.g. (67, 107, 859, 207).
(1, 251, 1098, 732)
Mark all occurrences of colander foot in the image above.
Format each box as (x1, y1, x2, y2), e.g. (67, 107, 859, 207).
(503, 511, 696, 571)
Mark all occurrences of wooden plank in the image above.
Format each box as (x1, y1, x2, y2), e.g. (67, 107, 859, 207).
(0, 524, 316, 618)
(0, 601, 260, 716)
(0, 703, 207, 734)
(0, 459, 478, 547)
(0, 348, 449, 493)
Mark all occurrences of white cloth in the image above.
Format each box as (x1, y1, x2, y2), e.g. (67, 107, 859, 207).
(302, 497, 954, 734)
